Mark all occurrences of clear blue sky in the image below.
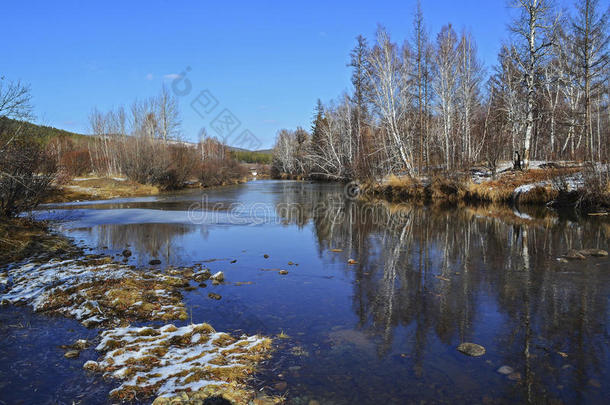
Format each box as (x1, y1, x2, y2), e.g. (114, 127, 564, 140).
(2, 0, 577, 148)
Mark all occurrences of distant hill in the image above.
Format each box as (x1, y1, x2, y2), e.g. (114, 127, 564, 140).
(0, 117, 273, 162)
(0, 116, 88, 144)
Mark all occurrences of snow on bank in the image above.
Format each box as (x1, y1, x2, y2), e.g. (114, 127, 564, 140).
(0, 258, 187, 326)
(86, 323, 272, 402)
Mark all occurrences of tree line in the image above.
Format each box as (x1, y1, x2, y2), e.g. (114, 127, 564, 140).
(273, 0, 609, 181)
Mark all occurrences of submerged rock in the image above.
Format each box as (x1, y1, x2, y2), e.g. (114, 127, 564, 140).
(208, 292, 222, 300)
(149, 259, 162, 265)
(457, 342, 486, 357)
(497, 365, 514, 375)
(579, 248, 608, 257)
(64, 350, 79, 358)
(122, 249, 132, 258)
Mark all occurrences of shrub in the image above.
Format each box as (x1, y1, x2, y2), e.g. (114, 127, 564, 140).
(60, 149, 92, 176)
(0, 137, 57, 217)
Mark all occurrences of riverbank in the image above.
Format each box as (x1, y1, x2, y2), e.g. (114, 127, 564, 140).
(0, 218, 82, 266)
(360, 165, 610, 213)
(45, 176, 250, 203)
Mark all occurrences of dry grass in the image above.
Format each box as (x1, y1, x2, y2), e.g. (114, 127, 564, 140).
(0, 218, 78, 266)
(45, 177, 159, 203)
(365, 168, 581, 207)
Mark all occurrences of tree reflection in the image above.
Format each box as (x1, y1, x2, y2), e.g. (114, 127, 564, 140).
(275, 184, 609, 403)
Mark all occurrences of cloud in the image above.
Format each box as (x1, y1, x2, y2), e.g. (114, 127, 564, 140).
(163, 73, 181, 80)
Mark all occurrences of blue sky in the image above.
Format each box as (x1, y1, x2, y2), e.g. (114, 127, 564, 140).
(2, 0, 577, 148)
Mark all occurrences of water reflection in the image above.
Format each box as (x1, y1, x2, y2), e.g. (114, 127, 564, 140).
(273, 182, 609, 404)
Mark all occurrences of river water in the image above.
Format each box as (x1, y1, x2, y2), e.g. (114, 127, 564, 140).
(1, 180, 608, 404)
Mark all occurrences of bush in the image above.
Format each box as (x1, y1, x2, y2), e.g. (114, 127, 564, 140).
(60, 149, 91, 176)
(198, 158, 246, 187)
(0, 137, 57, 217)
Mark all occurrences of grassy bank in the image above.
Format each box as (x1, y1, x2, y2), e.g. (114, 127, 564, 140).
(0, 218, 81, 266)
(362, 167, 610, 213)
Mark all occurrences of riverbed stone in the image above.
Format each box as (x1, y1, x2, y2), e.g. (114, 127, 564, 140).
(457, 342, 486, 357)
(497, 365, 514, 375)
(64, 350, 79, 358)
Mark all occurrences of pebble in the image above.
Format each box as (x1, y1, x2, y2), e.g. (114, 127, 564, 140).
(457, 342, 486, 357)
(508, 372, 522, 381)
(64, 350, 79, 358)
(497, 365, 514, 375)
(273, 381, 287, 391)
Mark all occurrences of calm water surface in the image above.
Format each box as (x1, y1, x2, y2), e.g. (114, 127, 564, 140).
(1, 180, 609, 404)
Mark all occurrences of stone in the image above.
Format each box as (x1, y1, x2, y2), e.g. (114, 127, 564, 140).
(279, 270, 289, 275)
(74, 339, 88, 350)
(273, 381, 287, 391)
(564, 249, 585, 260)
(579, 248, 608, 257)
(230, 259, 237, 263)
(210, 271, 224, 282)
(508, 372, 522, 381)
(556, 257, 569, 263)
(457, 342, 486, 357)
(83, 360, 99, 371)
(64, 350, 79, 358)
(263, 254, 269, 258)
(149, 259, 162, 265)
(208, 293, 222, 300)
(348, 259, 358, 265)
(122, 249, 132, 258)
(497, 365, 514, 375)
(194, 270, 211, 282)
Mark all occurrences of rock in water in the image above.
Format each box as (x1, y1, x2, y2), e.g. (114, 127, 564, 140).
(208, 293, 222, 300)
(564, 249, 586, 260)
(497, 365, 514, 375)
(278, 270, 289, 275)
(64, 350, 80, 358)
(210, 271, 224, 282)
(122, 249, 132, 258)
(579, 248, 608, 257)
(149, 259, 162, 265)
(457, 342, 486, 357)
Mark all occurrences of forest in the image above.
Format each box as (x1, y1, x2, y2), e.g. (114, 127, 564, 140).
(271, 0, 609, 195)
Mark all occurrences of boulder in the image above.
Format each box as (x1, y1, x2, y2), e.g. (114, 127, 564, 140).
(457, 342, 486, 357)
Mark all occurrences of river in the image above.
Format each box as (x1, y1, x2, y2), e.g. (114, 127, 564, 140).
(1, 180, 608, 404)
